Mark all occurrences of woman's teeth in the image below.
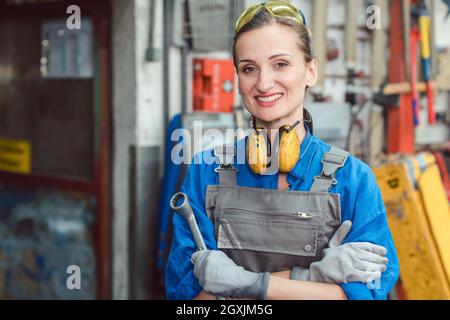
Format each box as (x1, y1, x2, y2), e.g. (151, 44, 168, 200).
(256, 94, 283, 103)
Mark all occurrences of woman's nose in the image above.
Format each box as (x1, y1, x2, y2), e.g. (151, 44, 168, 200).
(256, 69, 274, 93)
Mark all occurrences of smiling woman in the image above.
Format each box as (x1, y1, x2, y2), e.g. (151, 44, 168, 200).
(165, 0, 399, 301)
(234, 23, 316, 133)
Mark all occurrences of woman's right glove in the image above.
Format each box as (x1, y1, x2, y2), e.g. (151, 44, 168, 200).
(291, 220, 388, 284)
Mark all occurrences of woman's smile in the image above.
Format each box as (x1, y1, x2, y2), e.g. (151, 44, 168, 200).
(255, 93, 284, 108)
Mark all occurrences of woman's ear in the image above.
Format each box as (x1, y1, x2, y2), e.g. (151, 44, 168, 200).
(305, 59, 318, 88)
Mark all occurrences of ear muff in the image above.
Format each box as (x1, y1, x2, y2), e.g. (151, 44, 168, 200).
(246, 119, 301, 174)
(246, 127, 270, 175)
(277, 125, 300, 173)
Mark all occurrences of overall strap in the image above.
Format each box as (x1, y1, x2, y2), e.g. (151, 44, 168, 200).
(214, 144, 238, 186)
(310, 146, 350, 192)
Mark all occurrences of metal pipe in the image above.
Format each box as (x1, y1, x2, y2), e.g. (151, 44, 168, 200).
(181, 42, 188, 114)
(145, 0, 159, 61)
(163, 0, 173, 144)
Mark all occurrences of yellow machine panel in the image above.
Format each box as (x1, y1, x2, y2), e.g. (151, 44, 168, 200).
(374, 154, 450, 300)
(416, 157, 450, 287)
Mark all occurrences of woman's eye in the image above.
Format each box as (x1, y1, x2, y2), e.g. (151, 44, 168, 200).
(242, 66, 256, 73)
(275, 62, 289, 69)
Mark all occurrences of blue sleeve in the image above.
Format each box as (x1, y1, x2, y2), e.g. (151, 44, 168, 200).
(165, 153, 217, 300)
(338, 159, 400, 300)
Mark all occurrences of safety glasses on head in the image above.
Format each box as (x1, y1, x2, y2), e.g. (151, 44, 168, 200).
(235, 1, 308, 33)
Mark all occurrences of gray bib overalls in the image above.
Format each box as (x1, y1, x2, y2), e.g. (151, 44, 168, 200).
(205, 144, 350, 273)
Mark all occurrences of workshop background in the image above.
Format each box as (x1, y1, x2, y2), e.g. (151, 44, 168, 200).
(0, 0, 449, 300)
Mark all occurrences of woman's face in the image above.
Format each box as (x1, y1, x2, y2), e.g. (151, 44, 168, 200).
(235, 23, 317, 125)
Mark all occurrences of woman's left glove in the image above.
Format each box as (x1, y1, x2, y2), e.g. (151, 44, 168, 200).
(192, 250, 270, 300)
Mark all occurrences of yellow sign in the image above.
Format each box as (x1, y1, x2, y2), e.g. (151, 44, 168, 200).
(0, 138, 31, 174)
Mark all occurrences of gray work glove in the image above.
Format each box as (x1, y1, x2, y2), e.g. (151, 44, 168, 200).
(291, 220, 388, 284)
(192, 250, 270, 300)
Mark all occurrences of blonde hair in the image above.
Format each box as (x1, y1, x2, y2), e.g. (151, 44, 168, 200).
(232, 6, 313, 68)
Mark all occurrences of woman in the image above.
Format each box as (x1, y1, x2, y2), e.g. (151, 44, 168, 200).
(166, 1, 399, 300)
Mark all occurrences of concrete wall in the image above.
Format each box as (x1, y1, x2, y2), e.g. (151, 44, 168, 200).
(111, 0, 169, 299)
(112, 0, 136, 300)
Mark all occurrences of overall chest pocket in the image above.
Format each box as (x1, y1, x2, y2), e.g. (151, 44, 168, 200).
(206, 185, 342, 272)
(216, 208, 319, 261)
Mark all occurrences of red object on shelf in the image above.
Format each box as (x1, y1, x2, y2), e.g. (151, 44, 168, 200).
(193, 58, 235, 113)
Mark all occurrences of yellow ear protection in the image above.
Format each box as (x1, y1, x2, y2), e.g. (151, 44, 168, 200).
(246, 125, 270, 175)
(246, 116, 302, 174)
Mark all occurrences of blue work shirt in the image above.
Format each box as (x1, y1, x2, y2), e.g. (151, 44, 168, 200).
(165, 127, 399, 300)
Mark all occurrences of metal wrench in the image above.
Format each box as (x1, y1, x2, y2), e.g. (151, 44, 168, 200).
(170, 192, 225, 300)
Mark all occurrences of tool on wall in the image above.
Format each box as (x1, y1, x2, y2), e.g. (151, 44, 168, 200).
(410, 23, 421, 125)
(344, 0, 358, 105)
(412, 0, 436, 124)
(345, 0, 358, 74)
